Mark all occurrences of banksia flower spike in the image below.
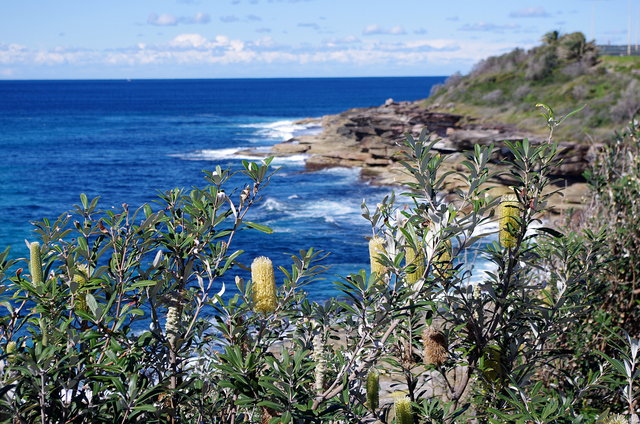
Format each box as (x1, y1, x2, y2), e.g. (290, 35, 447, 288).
(602, 414, 628, 424)
(422, 326, 448, 366)
(366, 369, 379, 411)
(29, 241, 43, 285)
(498, 193, 521, 249)
(312, 333, 326, 392)
(482, 345, 504, 383)
(6, 341, 17, 365)
(394, 396, 413, 424)
(405, 244, 425, 285)
(433, 239, 453, 279)
(165, 298, 182, 349)
(369, 236, 387, 282)
(251, 256, 277, 314)
(73, 264, 90, 313)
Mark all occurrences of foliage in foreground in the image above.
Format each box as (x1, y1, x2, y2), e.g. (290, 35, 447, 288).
(0, 113, 639, 423)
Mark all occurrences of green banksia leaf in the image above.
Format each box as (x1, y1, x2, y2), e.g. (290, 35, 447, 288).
(366, 369, 379, 411)
(499, 194, 520, 249)
(433, 239, 453, 278)
(394, 396, 413, 424)
(422, 327, 448, 366)
(251, 256, 277, 314)
(29, 241, 43, 285)
(405, 245, 425, 284)
(369, 236, 387, 282)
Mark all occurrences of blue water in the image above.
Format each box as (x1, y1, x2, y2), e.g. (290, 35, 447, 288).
(0, 77, 446, 300)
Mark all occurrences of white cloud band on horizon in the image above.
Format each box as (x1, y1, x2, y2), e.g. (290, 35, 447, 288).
(0, 34, 528, 75)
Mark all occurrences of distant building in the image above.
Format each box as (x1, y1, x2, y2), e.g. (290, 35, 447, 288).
(597, 45, 640, 56)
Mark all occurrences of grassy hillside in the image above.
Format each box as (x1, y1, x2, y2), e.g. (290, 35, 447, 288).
(426, 31, 640, 141)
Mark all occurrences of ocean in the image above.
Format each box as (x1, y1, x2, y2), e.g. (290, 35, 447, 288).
(0, 77, 447, 300)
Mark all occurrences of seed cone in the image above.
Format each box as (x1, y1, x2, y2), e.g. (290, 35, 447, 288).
(499, 194, 520, 249)
(434, 239, 453, 278)
(405, 245, 425, 284)
(394, 396, 413, 424)
(251, 256, 277, 314)
(422, 327, 448, 366)
(29, 242, 43, 285)
(365, 369, 379, 411)
(369, 236, 387, 282)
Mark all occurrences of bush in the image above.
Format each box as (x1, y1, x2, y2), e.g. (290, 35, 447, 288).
(0, 112, 639, 423)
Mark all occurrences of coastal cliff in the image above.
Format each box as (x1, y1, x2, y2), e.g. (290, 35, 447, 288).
(267, 99, 595, 213)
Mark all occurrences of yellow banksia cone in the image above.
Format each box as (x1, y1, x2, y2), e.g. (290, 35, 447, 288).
(29, 241, 43, 285)
(602, 414, 629, 424)
(165, 301, 182, 349)
(73, 264, 90, 313)
(482, 345, 504, 383)
(6, 341, 17, 365)
(423, 327, 448, 366)
(405, 245, 425, 284)
(312, 333, 326, 392)
(252, 256, 277, 314)
(434, 239, 453, 278)
(366, 369, 379, 411)
(394, 396, 413, 424)
(369, 236, 387, 282)
(499, 194, 521, 249)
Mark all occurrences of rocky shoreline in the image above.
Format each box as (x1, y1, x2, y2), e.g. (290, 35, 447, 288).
(253, 99, 599, 214)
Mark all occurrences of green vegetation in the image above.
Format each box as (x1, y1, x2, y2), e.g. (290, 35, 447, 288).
(427, 31, 640, 141)
(0, 113, 639, 422)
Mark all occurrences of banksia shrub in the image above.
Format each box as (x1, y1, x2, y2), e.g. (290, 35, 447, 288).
(29, 241, 43, 285)
(405, 244, 425, 284)
(498, 194, 520, 249)
(365, 369, 379, 411)
(394, 396, 413, 424)
(422, 327, 448, 366)
(251, 256, 277, 314)
(369, 236, 387, 282)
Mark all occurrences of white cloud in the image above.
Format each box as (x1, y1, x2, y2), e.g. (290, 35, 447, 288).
(509, 7, 550, 18)
(0, 34, 528, 76)
(460, 22, 520, 32)
(362, 24, 406, 36)
(148, 12, 210, 26)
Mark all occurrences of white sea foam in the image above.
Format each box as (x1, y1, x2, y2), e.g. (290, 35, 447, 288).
(170, 147, 257, 161)
(260, 197, 288, 212)
(292, 200, 362, 224)
(240, 119, 321, 142)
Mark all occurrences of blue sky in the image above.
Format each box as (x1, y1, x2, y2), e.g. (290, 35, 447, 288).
(0, 0, 636, 79)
